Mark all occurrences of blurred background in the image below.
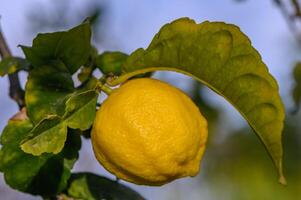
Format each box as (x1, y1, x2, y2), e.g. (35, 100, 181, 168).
(1, 0, 301, 199)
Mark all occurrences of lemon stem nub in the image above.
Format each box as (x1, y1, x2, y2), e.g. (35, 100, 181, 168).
(97, 82, 113, 95)
(102, 85, 113, 95)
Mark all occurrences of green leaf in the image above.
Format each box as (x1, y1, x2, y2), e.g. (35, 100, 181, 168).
(0, 57, 30, 76)
(292, 62, 301, 112)
(27, 129, 81, 196)
(21, 22, 91, 73)
(0, 119, 81, 197)
(67, 173, 145, 200)
(20, 115, 67, 156)
(78, 66, 95, 83)
(22, 78, 98, 155)
(25, 64, 74, 124)
(21, 32, 64, 67)
(108, 18, 286, 183)
(64, 90, 98, 131)
(96, 51, 128, 75)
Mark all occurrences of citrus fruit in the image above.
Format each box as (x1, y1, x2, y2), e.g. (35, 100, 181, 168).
(91, 78, 208, 185)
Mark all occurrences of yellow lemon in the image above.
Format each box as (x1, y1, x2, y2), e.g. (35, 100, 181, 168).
(91, 78, 208, 185)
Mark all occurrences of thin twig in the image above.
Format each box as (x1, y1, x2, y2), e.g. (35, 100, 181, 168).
(0, 29, 25, 108)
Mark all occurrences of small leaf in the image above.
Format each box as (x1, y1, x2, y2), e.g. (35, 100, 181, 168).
(0, 57, 30, 76)
(0, 119, 81, 197)
(292, 62, 301, 113)
(21, 22, 91, 73)
(64, 90, 98, 131)
(20, 115, 67, 156)
(21, 32, 64, 67)
(64, 77, 99, 131)
(109, 18, 286, 183)
(25, 64, 74, 124)
(67, 173, 145, 200)
(96, 51, 128, 75)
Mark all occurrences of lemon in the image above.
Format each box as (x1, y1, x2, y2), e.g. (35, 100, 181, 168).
(91, 78, 208, 186)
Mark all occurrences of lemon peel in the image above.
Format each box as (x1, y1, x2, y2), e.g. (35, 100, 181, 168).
(92, 78, 208, 185)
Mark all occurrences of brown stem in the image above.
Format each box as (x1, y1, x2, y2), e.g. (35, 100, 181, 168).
(0, 29, 25, 109)
(291, 0, 301, 18)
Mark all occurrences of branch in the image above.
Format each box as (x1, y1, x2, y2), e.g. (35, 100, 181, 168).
(273, 0, 301, 44)
(0, 29, 25, 109)
(291, 0, 301, 18)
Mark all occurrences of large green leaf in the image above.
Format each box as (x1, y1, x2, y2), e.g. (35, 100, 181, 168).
(107, 18, 286, 183)
(0, 119, 81, 197)
(21, 22, 91, 73)
(0, 57, 30, 76)
(292, 62, 301, 113)
(67, 173, 145, 200)
(22, 78, 99, 156)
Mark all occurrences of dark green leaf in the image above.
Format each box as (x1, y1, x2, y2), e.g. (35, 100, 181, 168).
(292, 62, 301, 113)
(21, 23, 91, 73)
(108, 18, 286, 183)
(0, 57, 30, 76)
(25, 64, 74, 124)
(67, 173, 145, 200)
(96, 51, 128, 75)
(21, 32, 64, 67)
(0, 119, 81, 197)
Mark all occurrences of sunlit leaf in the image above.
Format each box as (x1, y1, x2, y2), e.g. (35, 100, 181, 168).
(108, 18, 286, 183)
(67, 173, 145, 200)
(20, 115, 67, 156)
